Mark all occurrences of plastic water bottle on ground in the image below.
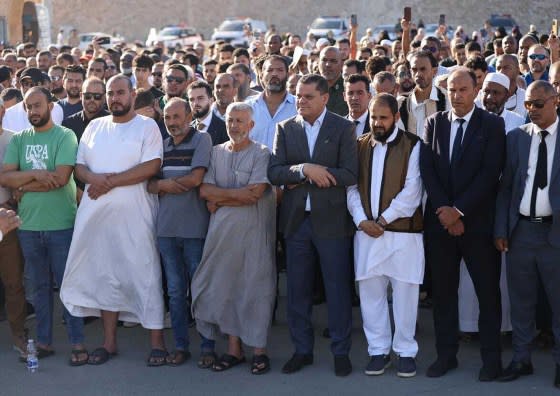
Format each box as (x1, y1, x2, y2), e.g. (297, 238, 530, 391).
(26, 339, 39, 373)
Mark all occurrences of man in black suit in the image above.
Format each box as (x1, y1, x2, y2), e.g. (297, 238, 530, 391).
(344, 74, 372, 136)
(420, 68, 506, 381)
(187, 80, 228, 146)
(495, 81, 560, 387)
(268, 74, 358, 377)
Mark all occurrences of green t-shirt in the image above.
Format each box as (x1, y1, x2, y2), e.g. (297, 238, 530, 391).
(3, 125, 77, 231)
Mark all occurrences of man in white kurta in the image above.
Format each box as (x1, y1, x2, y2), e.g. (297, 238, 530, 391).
(347, 95, 424, 378)
(60, 75, 166, 365)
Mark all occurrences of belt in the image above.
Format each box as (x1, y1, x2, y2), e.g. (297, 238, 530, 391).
(519, 214, 553, 224)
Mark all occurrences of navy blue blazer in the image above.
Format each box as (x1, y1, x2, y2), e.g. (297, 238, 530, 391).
(420, 107, 506, 234)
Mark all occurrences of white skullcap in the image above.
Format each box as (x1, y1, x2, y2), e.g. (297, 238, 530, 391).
(483, 72, 510, 90)
(380, 39, 393, 47)
(316, 38, 330, 48)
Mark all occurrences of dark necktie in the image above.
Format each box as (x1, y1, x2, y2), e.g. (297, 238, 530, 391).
(530, 130, 549, 217)
(196, 121, 206, 131)
(450, 118, 465, 168)
(354, 120, 360, 125)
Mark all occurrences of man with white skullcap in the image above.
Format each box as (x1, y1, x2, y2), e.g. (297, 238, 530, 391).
(482, 72, 525, 133)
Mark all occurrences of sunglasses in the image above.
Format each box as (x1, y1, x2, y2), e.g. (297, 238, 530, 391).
(83, 92, 104, 100)
(166, 76, 185, 84)
(397, 71, 411, 78)
(524, 95, 557, 109)
(21, 80, 40, 88)
(529, 54, 548, 61)
(152, 72, 162, 77)
(422, 46, 438, 54)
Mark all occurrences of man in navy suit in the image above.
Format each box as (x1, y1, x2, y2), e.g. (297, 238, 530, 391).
(495, 80, 560, 388)
(420, 68, 506, 381)
(268, 74, 357, 377)
(187, 80, 228, 146)
(344, 74, 372, 137)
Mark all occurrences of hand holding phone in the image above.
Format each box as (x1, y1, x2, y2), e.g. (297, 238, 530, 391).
(404, 7, 411, 22)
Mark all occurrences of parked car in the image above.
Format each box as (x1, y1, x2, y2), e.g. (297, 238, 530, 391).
(307, 16, 349, 41)
(486, 14, 517, 34)
(211, 18, 267, 47)
(423, 24, 455, 40)
(145, 25, 203, 48)
(78, 32, 123, 50)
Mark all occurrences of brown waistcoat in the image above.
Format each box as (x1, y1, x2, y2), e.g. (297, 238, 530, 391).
(357, 129, 423, 233)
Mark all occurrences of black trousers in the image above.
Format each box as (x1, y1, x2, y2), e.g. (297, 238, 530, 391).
(425, 231, 502, 365)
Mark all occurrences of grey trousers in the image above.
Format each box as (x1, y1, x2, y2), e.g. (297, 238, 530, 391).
(506, 219, 560, 364)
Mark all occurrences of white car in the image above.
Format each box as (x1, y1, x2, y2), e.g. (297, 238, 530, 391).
(211, 18, 267, 47)
(307, 16, 349, 41)
(78, 32, 123, 50)
(145, 26, 203, 48)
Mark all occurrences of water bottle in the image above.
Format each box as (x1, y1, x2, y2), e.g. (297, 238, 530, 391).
(26, 339, 39, 373)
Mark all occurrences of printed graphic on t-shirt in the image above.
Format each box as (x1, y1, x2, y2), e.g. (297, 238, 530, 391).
(25, 144, 48, 169)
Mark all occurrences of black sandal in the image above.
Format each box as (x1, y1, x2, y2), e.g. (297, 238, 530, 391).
(212, 354, 246, 372)
(87, 347, 117, 365)
(69, 349, 89, 366)
(166, 350, 191, 367)
(251, 354, 270, 375)
(198, 351, 217, 369)
(147, 348, 168, 367)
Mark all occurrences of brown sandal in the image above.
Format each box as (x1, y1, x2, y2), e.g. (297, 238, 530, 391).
(166, 350, 191, 366)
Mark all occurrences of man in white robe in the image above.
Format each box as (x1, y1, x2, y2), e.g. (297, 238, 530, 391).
(347, 94, 424, 378)
(60, 75, 167, 366)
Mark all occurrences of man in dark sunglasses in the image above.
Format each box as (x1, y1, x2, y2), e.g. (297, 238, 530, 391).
(151, 62, 164, 90)
(525, 44, 550, 87)
(495, 80, 560, 389)
(158, 64, 191, 111)
(420, 36, 449, 85)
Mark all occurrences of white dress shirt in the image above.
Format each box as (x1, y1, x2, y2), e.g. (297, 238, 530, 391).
(298, 107, 327, 211)
(410, 86, 446, 135)
(519, 117, 558, 217)
(449, 106, 476, 161)
(505, 87, 527, 118)
(347, 127, 424, 283)
(348, 110, 369, 137)
(195, 110, 213, 133)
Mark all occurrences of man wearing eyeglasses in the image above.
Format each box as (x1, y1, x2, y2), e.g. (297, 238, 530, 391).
(495, 81, 560, 389)
(48, 65, 66, 101)
(59, 65, 85, 120)
(3, 68, 64, 133)
(157, 64, 192, 111)
(524, 45, 550, 87)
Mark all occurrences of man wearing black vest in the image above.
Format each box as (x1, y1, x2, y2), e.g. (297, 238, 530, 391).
(420, 68, 506, 381)
(348, 94, 424, 378)
(398, 51, 449, 136)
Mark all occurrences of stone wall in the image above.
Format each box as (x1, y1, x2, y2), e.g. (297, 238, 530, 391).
(38, 0, 560, 44)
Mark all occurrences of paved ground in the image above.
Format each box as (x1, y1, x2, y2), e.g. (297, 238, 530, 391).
(0, 281, 559, 396)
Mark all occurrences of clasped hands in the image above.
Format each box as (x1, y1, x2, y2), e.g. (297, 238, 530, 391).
(437, 206, 464, 236)
(87, 173, 115, 200)
(286, 164, 336, 190)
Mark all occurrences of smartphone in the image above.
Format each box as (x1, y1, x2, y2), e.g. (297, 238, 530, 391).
(553, 19, 559, 36)
(351, 14, 357, 26)
(404, 7, 412, 22)
(439, 14, 446, 26)
(96, 36, 110, 45)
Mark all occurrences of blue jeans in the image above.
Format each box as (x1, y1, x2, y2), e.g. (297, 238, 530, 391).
(18, 229, 84, 346)
(158, 237, 214, 352)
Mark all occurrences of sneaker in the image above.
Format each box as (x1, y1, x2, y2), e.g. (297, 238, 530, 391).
(397, 356, 416, 378)
(365, 354, 391, 375)
(123, 321, 139, 328)
(164, 312, 172, 329)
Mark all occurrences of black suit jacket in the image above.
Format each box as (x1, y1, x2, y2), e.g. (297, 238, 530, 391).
(268, 111, 358, 238)
(345, 111, 370, 135)
(206, 113, 229, 146)
(420, 107, 506, 234)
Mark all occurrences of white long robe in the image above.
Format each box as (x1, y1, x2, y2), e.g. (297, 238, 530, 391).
(347, 129, 424, 284)
(60, 115, 164, 329)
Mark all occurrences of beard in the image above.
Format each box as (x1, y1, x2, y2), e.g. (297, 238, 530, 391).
(51, 86, 64, 95)
(28, 110, 51, 128)
(372, 121, 396, 143)
(110, 101, 132, 116)
(67, 88, 80, 99)
(193, 103, 210, 119)
(400, 80, 415, 92)
(266, 77, 287, 93)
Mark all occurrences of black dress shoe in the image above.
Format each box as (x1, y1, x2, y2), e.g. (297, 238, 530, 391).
(322, 328, 330, 338)
(498, 360, 533, 382)
(479, 363, 502, 382)
(282, 354, 313, 374)
(334, 355, 352, 377)
(426, 356, 458, 378)
(554, 364, 560, 388)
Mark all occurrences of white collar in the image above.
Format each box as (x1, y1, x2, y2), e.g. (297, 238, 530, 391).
(532, 116, 559, 137)
(451, 105, 476, 124)
(297, 107, 327, 128)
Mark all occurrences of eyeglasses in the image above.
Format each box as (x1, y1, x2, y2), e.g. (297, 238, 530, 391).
(524, 95, 557, 109)
(49, 75, 62, 81)
(107, 65, 117, 70)
(397, 71, 411, 79)
(83, 92, 104, 100)
(528, 54, 548, 61)
(152, 72, 162, 77)
(422, 46, 438, 54)
(166, 76, 186, 84)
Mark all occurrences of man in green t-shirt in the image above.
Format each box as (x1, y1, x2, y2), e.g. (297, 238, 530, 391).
(0, 87, 87, 365)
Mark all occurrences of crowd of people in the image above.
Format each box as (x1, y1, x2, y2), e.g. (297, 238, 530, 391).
(0, 14, 559, 389)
